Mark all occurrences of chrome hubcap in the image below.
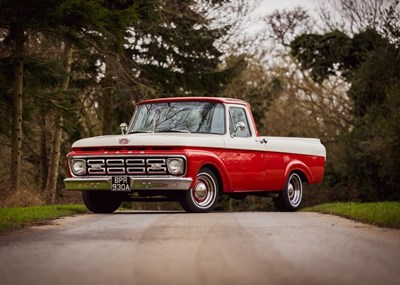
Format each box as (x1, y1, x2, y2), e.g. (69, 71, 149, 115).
(288, 183, 295, 199)
(191, 172, 217, 209)
(288, 174, 302, 207)
(194, 181, 208, 201)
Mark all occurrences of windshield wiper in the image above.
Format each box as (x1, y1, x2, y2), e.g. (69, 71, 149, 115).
(156, 129, 191, 133)
(128, 130, 153, 134)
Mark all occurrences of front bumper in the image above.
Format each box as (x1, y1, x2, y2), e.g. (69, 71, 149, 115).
(64, 176, 193, 191)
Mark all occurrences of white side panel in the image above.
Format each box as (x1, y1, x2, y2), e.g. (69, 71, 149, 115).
(72, 133, 325, 158)
(262, 136, 326, 158)
(224, 137, 265, 153)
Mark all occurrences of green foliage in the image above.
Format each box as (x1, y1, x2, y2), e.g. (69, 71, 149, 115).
(340, 82, 400, 201)
(303, 202, 400, 229)
(290, 29, 391, 86)
(291, 29, 397, 116)
(290, 26, 400, 202)
(127, 0, 239, 97)
(348, 31, 399, 116)
(94, 0, 244, 133)
(290, 30, 352, 82)
(0, 0, 59, 30)
(0, 0, 162, 197)
(339, 36, 400, 201)
(0, 204, 87, 233)
(0, 1, 244, 203)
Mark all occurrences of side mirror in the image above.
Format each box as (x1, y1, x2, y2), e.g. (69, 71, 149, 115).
(120, 123, 128, 134)
(235, 122, 245, 132)
(231, 122, 245, 137)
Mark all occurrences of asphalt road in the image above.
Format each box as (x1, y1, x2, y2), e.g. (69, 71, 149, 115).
(0, 211, 399, 285)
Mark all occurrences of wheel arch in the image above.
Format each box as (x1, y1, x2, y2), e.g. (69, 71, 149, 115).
(184, 149, 232, 193)
(292, 170, 308, 183)
(200, 164, 223, 194)
(284, 160, 313, 185)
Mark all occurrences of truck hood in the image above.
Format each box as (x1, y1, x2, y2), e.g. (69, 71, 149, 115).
(72, 133, 226, 149)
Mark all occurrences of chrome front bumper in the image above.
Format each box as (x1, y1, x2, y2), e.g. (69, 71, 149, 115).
(64, 176, 193, 191)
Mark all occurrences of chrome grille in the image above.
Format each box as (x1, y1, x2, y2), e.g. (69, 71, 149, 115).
(86, 157, 169, 176)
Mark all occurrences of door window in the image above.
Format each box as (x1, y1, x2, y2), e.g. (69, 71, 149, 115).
(229, 107, 251, 137)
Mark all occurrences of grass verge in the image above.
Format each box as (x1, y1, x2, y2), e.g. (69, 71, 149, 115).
(303, 202, 400, 229)
(0, 204, 87, 233)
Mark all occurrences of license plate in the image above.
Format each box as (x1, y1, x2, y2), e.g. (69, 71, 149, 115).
(111, 176, 131, 191)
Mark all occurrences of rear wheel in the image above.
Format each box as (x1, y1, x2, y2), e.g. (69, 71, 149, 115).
(273, 172, 303, 212)
(82, 191, 122, 213)
(180, 168, 219, 213)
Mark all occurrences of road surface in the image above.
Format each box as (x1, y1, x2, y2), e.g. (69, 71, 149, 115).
(0, 211, 399, 285)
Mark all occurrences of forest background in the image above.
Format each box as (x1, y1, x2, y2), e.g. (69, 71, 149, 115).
(0, 0, 399, 210)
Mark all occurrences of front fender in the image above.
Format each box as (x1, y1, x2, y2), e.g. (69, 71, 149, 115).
(183, 149, 232, 193)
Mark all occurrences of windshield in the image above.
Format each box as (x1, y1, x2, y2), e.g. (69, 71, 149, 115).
(129, 101, 225, 134)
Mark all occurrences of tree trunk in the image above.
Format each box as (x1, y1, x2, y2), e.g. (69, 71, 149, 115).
(101, 89, 112, 135)
(10, 26, 24, 193)
(39, 112, 48, 191)
(45, 116, 64, 203)
(45, 44, 73, 204)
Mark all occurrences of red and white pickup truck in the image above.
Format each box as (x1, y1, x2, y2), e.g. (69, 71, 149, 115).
(64, 97, 326, 213)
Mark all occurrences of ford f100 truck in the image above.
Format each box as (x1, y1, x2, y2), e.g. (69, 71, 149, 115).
(64, 97, 326, 213)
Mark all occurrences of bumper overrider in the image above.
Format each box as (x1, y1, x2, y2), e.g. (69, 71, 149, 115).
(64, 177, 193, 191)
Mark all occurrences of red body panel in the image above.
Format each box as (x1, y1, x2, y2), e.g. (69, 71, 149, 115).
(67, 146, 325, 193)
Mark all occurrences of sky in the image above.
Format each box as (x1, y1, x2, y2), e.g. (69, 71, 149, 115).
(244, 0, 321, 35)
(256, 0, 319, 13)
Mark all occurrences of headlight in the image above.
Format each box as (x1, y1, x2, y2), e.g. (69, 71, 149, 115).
(167, 158, 184, 175)
(71, 159, 86, 176)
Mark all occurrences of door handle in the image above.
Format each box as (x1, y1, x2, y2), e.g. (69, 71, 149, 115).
(256, 139, 268, 144)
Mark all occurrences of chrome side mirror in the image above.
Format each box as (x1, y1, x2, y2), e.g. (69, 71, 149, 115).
(231, 122, 246, 137)
(120, 123, 128, 134)
(235, 122, 245, 132)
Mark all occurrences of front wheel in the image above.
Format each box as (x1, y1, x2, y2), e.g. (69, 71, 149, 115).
(273, 172, 303, 212)
(180, 168, 219, 213)
(82, 191, 122, 213)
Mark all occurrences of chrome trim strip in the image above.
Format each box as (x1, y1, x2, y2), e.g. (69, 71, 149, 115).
(88, 169, 106, 175)
(126, 158, 145, 166)
(64, 177, 112, 190)
(87, 159, 105, 164)
(106, 159, 124, 166)
(64, 176, 192, 191)
(147, 158, 166, 163)
(131, 177, 192, 190)
(127, 167, 146, 174)
(107, 167, 126, 174)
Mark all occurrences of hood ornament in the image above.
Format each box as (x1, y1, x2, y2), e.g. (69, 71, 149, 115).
(119, 138, 130, 144)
